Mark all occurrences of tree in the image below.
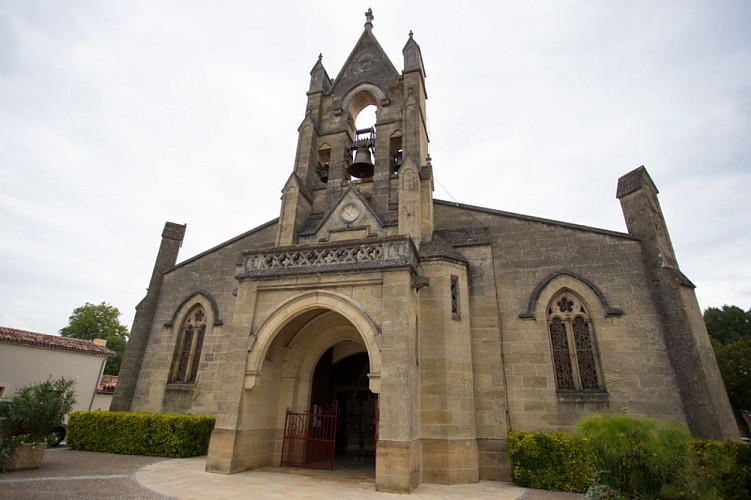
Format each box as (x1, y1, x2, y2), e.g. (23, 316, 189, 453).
(712, 337, 751, 413)
(703, 305, 751, 345)
(704, 305, 751, 419)
(59, 302, 129, 376)
(101, 335, 127, 376)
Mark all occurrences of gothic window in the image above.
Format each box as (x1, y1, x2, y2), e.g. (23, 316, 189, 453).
(547, 292, 603, 392)
(169, 305, 207, 384)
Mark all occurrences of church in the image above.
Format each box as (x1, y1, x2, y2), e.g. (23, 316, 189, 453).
(111, 10, 738, 493)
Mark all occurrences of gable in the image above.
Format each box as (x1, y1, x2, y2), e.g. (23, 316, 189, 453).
(308, 187, 386, 242)
(329, 28, 400, 98)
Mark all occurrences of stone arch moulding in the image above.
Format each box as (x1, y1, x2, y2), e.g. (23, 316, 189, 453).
(244, 289, 383, 393)
(518, 270, 624, 320)
(164, 290, 224, 327)
(342, 84, 387, 121)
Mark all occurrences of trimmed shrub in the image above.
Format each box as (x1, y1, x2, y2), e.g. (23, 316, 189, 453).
(67, 411, 214, 458)
(507, 430, 593, 492)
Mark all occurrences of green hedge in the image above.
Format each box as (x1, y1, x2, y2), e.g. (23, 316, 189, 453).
(67, 411, 215, 458)
(507, 431, 593, 493)
(508, 430, 751, 498)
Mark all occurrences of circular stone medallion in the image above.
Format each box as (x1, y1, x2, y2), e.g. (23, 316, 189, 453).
(339, 203, 361, 223)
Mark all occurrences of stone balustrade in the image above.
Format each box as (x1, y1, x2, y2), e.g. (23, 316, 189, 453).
(239, 236, 417, 278)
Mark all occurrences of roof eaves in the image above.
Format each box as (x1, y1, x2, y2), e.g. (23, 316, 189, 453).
(0, 327, 114, 358)
(166, 218, 279, 273)
(434, 199, 636, 241)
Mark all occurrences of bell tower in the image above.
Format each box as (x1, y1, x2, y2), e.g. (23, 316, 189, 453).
(276, 9, 433, 248)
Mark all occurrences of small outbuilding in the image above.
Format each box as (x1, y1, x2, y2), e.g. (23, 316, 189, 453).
(0, 326, 114, 412)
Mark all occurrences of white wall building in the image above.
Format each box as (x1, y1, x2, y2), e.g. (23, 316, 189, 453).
(0, 326, 113, 412)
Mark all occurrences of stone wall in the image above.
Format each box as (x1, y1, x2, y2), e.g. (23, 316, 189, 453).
(434, 201, 688, 433)
(130, 222, 277, 415)
(129, 196, 725, 489)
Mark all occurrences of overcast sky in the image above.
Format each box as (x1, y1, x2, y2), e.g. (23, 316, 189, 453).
(1, 1, 749, 335)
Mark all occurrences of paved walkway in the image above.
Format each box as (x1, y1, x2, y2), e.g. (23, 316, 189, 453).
(0, 447, 164, 499)
(137, 457, 533, 499)
(1, 447, 582, 499)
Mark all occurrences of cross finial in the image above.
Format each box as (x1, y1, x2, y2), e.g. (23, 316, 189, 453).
(365, 8, 374, 29)
(409, 30, 414, 38)
(318, 53, 323, 62)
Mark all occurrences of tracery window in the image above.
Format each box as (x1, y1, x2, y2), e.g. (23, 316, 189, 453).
(169, 305, 207, 384)
(547, 292, 602, 392)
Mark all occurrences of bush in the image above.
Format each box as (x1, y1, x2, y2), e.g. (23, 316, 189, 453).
(692, 438, 751, 500)
(0, 378, 76, 441)
(0, 377, 76, 471)
(508, 421, 751, 499)
(507, 431, 593, 492)
(67, 411, 215, 458)
(576, 415, 705, 499)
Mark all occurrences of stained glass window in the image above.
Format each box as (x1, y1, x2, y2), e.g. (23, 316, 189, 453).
(170, 305, 208, 384)
(550, 317, 574, 390)
(548, 292, 603, 392)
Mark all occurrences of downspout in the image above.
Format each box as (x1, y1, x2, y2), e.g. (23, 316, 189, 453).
(89, 341, 109, 411)
(489, 235, 512, 432)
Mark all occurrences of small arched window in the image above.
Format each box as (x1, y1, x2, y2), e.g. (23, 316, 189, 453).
(169, 305, 207, 384)
(547, 291, 603, 392)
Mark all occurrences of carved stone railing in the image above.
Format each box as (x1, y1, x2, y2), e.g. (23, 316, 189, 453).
(239, 236, 418, 279)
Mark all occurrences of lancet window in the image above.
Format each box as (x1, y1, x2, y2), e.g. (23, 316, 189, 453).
(547, 291, 602, 392)
(169, 305, 207, 384)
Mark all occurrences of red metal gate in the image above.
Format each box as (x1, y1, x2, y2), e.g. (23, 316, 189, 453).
(280, 401, 338, 470)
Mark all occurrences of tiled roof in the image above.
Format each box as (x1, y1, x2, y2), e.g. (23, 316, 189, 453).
(97, 375, 118, 394)
(0, 326, 114, 358)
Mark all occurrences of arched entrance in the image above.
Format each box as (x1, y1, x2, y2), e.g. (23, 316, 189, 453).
(205, 290, 383, 476)
(311, 346, 377, 465)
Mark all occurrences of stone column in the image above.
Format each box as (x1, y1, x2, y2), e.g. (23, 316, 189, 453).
(418, 260, 479, 484)
(375, 269, 422, 493)
(206, 277, 261, 473)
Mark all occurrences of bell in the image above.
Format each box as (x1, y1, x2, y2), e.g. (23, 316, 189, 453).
(347, 146, 374, 178)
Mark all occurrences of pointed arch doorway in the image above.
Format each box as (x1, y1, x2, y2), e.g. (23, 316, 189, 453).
(209, 291, 383, 478)
(311, 345, 377, 467)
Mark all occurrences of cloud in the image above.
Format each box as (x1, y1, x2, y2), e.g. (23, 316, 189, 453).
(1, 1, 749, 335)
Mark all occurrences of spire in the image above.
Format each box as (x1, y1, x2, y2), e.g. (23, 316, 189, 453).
(327, 9, 399, 95)
(364, 7, 374, 31)
(309, 53, 331, 93)
(403, 30, 426, 77)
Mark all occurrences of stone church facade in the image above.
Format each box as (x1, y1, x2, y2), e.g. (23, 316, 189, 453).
(112, 12, 738, 493)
